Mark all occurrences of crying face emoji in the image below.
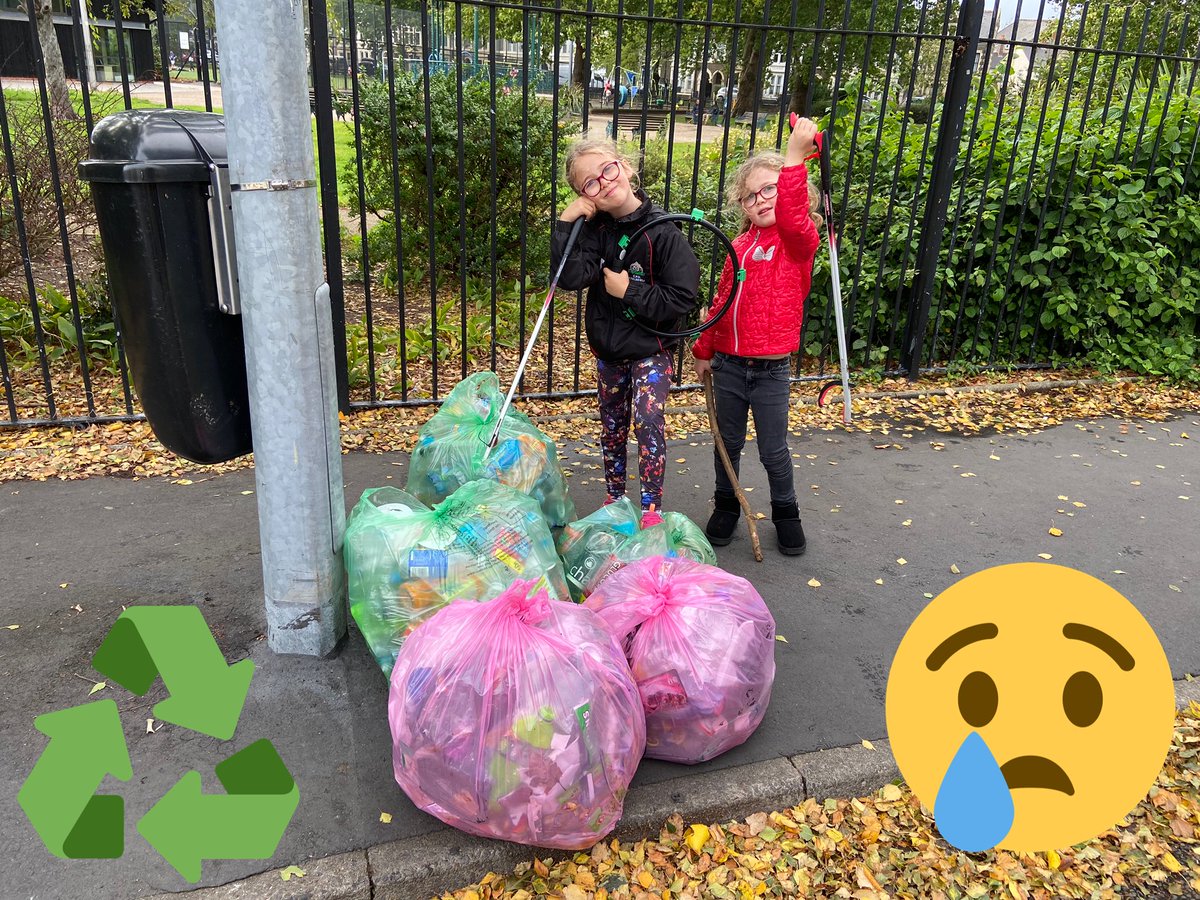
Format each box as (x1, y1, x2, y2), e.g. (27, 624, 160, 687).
(885, 563, 1174, 852)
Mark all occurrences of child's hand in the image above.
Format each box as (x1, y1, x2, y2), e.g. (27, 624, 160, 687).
(561, 196, 597, 222)
(603, 266, 630, 299)
(694, 357, 712, 380)
(787, 115, 819, 165)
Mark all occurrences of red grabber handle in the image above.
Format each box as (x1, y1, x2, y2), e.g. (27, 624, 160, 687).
(790, 111, 825, 161)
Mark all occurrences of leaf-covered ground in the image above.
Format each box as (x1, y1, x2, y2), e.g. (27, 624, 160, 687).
(437, 704, 1199, 900)
(2, 372, 1199, 483)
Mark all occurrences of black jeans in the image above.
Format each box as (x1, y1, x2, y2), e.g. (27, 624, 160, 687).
(710, 352, 797, 506)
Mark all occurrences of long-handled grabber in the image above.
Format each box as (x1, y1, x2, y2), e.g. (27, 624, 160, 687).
(802, 120, 853, 425)
(484, 216, 587, 461)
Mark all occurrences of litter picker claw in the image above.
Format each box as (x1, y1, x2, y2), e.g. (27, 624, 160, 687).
(484, 216, 586, 461)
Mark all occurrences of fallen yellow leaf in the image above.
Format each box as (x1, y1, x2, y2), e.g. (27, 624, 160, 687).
(775, 635, 788, 643)
(675, 458, 687, 463)
(897, 558, 908, 565)
(901, 519, 912, 527)
(1049, 527, 1063, 536)
(807, 578, 821, 587)
(379, 811, 393, 824)
(174, 478, 193, 485)
(637, 871, 654, 888)
(1161, 852, 1183, 873)
(1038, 553, 1053, 560)
(862, 739, 875, 750)
(59, 583, 69, 589)
(950, 564, 961, 574)
(88, 681, 106, 695)
(881, 784, 902, 801)
(5, 625, 18, 630)
(1048, 849, 1061, 869)
(1072, 501, 1086, 508)
(685, 824, 710, 854)
(874, 578, 884, 585)
(280, 865, 307, 882)
(1058, 494, 1069, 501)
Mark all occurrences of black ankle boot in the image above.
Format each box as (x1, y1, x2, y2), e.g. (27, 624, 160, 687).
(705, 494, 741, 546)
(771, 502, 807, 556)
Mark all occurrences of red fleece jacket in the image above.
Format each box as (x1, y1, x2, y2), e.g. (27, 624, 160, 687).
(692, 163, 820, 360)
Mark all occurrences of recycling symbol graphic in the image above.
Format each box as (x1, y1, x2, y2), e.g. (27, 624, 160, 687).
(18, 605, 300, 883)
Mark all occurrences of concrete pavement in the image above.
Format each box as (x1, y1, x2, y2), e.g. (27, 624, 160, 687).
(1, 408, 1198, 898)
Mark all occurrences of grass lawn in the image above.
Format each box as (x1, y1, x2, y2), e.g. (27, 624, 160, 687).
(4, 88, 358, 176)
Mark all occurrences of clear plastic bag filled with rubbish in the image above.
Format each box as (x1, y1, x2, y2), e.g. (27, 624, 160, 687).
(388, 580, 646, 848)
(405, 372, 576, 528)
(555, 497, 641, 601)
(585, 555, 775, 764)
(582, 510, 717, 598)
(345, 482, 569, 676)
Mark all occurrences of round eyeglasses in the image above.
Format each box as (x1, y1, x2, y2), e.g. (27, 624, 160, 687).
(581, 161, 621, 197)
(741, 181, 779, 208)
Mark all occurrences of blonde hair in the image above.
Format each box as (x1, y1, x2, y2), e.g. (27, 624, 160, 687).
(726, 151, 824, 233)
(564, 138, 642, 194)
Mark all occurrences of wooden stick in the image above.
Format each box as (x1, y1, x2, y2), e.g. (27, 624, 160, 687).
(703, 371, 763, 562)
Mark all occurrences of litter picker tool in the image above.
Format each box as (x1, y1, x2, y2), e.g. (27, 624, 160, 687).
(798, 116, 853, 424)
(484, 216, 586, 461)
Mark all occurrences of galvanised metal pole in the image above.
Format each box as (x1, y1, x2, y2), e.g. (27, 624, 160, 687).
(211, 0, 347, 656)
(901, 0, 985, 379)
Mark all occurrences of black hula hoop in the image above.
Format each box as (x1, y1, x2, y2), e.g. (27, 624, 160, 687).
(607, 211, 743, 340)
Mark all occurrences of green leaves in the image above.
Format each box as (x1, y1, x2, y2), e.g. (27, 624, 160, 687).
(807, 67, 1199, 380)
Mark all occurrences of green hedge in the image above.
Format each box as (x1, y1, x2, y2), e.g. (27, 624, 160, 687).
(814, 73, 1200, 379)
(345, 71, 571, 288)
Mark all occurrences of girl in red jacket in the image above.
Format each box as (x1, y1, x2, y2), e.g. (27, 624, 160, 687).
(692, 117, 822, 555)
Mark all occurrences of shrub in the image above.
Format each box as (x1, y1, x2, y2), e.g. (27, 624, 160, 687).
(0, 91, 96, 280)
(345, 71, 572, 288)
(808, 72, 1200, 378)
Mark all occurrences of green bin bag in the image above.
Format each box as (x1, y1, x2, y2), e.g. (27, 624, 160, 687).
(559, 507, 717, 600)
(406, 372, 576, 527)
(345, 480, 570, 676)
(555, 496, 641, 602)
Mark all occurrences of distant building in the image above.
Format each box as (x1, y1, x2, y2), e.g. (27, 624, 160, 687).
(0, 0, 156, 82)
(983, 11, 1061, 82)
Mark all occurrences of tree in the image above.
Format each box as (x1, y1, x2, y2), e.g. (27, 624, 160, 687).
(26, 0, 77, 120)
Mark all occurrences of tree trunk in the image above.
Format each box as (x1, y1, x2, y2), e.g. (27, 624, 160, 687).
(732, 36, 760, 117)
(32, 0, 78, 120)
(788, 64, 810, 117)
(573, 39, 586, 88)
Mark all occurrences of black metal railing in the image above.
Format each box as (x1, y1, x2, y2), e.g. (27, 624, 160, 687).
(1, 0, 1196, 428)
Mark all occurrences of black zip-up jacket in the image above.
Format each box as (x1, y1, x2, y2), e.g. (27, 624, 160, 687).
(551, 193, 701, 363)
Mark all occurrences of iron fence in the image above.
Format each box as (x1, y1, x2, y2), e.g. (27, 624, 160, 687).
(1, 0, 1196, 427)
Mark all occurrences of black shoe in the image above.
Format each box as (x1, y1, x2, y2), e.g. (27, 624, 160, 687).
(705, 494, 741, 546)
(771, 502, 807, 556)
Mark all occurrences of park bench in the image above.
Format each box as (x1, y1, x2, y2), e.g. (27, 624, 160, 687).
(309, 88, 354, 121)
(589, 104, 673, 137)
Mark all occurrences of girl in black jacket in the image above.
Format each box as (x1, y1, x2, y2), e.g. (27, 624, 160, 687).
(552, 139, 701, 526)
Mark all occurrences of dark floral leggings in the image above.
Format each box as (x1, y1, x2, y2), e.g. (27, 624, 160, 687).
(596, 351, 673, 509)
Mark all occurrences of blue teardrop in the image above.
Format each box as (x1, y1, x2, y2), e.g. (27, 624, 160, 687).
(933, 731, 1015, 852)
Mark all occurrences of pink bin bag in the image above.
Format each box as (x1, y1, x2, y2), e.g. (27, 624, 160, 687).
(584, 556, 776, 764)
(387, 580, 646, 849)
